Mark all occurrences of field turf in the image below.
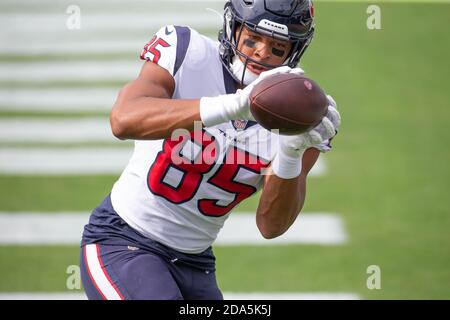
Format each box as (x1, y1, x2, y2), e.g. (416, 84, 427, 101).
(0, 1, 449, 299)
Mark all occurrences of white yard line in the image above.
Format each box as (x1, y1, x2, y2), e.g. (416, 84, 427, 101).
(0, 88, 118, 112)
(0, 291, 360, 300)
(0, 118, 114, 143)
(0, 13, 222, 34)
(0, 292, 88, 300)
(0, 34, 214, 55)
(0, 213, 90, 245)
(217, 213, 346, 245)
(0, 60, 140, 82)
(0, 40, 145, 55)
(0, 212, 346, 245)
(224, 292, 360, 300)
(0, 147, 326, 176)
(0, 147, 133, 175)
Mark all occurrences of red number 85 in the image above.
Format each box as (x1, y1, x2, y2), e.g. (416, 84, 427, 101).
(147, 130, 269, 217)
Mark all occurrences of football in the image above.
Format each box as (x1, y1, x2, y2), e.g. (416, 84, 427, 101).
(249, 73, 328, 135)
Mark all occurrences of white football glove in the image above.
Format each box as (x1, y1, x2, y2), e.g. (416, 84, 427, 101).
(272, 96, 341, 179)
(200, 66, 304, 127)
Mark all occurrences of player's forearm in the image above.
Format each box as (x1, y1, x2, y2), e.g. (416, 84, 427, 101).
(110, 96, 202, 140)
(256, 172, 306, 239)
(255, 148, 319, 239)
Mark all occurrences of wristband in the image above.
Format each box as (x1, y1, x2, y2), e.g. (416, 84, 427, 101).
(271, 148, 305, 179)
(199, 95, 241, 128)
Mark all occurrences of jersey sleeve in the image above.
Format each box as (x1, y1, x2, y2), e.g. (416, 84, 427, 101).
(140, 25, 191, 76)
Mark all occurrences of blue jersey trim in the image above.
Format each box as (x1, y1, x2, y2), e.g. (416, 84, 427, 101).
(174, 26, 191, 76)
(222, 64, 237, 94)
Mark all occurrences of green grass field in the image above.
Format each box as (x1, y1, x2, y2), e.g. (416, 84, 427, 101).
(0, 1, 449, 299)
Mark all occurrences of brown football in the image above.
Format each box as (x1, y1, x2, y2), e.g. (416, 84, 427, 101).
(249, 73, 328, 135)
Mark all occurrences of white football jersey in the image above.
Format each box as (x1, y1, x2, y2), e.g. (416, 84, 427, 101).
(111, 25, 329, 254)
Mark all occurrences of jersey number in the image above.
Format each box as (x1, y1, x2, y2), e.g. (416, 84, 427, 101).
(147, 131, 269, 217)
(141, 36, 170, 64)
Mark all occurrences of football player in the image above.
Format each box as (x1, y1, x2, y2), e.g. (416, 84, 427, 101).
(80, 0, 341, 300)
